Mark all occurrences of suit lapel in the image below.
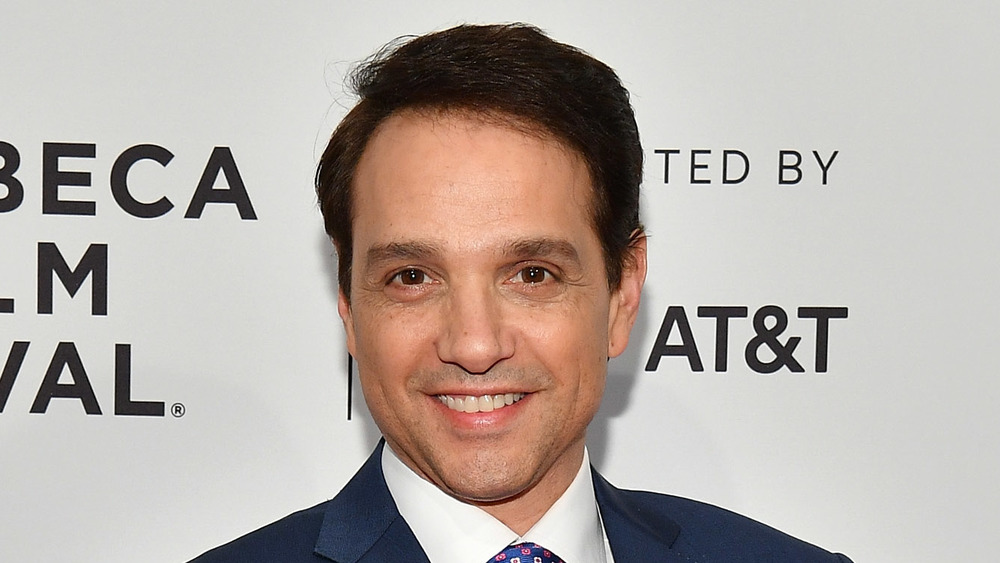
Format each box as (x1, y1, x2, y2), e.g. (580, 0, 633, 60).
(592, 469, 682, 561)
(313, 442, 429, 563)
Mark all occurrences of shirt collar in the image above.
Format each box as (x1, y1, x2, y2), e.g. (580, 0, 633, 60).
(520, 448, 608, 563)
(382, 444, 608, 563)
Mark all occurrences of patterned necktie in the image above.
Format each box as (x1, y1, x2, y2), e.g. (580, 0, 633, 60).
(490, 542, 565, 563)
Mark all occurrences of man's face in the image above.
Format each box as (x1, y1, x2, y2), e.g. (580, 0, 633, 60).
(339, 111, 644, 515)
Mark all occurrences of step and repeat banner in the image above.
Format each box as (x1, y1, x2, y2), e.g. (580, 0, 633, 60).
(2, 2, 997, 562)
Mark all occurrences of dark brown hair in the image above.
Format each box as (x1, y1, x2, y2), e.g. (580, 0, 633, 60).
(316, 23, 643, 297)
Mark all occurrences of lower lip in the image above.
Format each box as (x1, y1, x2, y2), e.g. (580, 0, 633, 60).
(432, 394, 530, 431)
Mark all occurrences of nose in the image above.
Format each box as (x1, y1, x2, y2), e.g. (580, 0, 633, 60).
(435, 283, 514, 374)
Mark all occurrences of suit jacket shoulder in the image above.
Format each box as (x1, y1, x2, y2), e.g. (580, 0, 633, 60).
(188, 444, 425, 563)
(188, 499, 330, 562)
(593, 470, 853, 562)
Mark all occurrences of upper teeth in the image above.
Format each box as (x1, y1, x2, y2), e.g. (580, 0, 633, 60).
(438, 393, 525, 413)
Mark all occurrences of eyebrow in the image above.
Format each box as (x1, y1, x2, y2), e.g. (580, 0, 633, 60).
(365, 241, 443, 269)
(363, 237, 581, 270)
(503, 237, 581, 265)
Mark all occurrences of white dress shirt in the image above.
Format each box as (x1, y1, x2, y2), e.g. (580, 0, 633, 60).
(382, 444, 615, 563)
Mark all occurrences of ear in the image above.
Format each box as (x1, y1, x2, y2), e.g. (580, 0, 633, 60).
(337, 289, 357, 356)
(608, 233, 647, 358)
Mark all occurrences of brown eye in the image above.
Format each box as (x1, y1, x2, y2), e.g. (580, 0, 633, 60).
(515, 266, 550, 284)
(394, 268, 427, 285)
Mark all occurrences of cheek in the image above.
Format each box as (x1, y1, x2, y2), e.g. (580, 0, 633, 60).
(566, 304, 611, 408)
(574, 351, 607, 407)
(353, 313, 426, 434)
(523, 307, 609, 394)
(353, 308, 435, 392)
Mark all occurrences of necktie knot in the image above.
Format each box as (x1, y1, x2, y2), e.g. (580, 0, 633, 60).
(491, 542, 564, 563)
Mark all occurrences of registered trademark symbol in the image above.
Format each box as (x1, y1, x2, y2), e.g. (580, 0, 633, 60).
(171, 403, 186, 418)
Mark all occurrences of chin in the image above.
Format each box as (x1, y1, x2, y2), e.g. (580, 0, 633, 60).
(438, 454, 539, 504)
(448, 478, 534, 506)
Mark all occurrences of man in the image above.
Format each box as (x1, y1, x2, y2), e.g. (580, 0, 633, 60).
(193, 23, 852, 562)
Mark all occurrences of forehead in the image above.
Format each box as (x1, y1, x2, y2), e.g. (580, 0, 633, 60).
(351, 111, 599, 255)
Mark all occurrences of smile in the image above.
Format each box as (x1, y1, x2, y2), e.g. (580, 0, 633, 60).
(436, 393, 526, 413)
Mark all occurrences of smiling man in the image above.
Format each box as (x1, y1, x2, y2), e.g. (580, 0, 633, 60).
(344, 110, 634, 540)
(192, 23, 852, 563)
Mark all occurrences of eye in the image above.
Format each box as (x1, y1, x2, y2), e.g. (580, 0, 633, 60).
(391, 268, 429, 286)
(511, 266, 553, 284)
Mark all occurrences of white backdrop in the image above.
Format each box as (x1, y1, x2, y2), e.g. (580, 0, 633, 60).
(2, 2, 998, 562)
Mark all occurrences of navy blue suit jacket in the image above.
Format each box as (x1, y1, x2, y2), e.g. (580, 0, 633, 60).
(191, 443, 852, 562)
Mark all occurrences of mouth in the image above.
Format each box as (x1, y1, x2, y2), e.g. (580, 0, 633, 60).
(436, 393, 526, 413)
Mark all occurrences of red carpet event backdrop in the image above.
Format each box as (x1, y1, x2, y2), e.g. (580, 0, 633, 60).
(2, 2, 997, 561)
